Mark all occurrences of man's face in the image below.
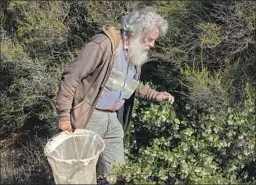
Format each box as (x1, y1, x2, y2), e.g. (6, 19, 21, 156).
(141, 26, 160, 50)
(127, 26, 159, 65)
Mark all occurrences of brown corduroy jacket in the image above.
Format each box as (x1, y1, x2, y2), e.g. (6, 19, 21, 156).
(55, 26, 160, 131)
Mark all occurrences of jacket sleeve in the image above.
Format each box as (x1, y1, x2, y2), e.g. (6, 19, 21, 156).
(55, 41, 103, 120)
(135, 82, 160, 102)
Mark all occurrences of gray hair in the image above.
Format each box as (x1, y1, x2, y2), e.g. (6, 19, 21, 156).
(120, 7, 168, 37)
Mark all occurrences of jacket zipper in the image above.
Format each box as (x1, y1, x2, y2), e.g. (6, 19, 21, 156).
(89, 53, 116, 116)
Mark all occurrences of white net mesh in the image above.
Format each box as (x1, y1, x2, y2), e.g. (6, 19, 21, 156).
(44, 129, 105, 184)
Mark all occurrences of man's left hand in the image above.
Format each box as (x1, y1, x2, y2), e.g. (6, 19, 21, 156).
(156, 92, 175, 104)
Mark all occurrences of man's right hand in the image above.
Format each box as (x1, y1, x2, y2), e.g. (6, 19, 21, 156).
(58, 120, 72, 131)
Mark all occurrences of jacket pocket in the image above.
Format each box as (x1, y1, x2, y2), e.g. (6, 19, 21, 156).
(70, 100, 91, 129)
(73, 100, 85, 110)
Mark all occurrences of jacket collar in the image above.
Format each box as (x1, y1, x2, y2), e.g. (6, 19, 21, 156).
(102, 26, 121, 55)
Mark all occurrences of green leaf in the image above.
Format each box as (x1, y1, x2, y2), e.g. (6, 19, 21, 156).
(174, 118, 180, 124)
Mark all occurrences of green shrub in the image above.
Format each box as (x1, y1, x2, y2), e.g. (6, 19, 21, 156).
(111, 82, 255, 184)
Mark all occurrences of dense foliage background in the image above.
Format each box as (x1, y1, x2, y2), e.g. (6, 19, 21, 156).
(0, 1, 255, 184)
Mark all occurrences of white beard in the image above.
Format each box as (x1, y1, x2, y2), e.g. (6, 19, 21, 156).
(128, 36, 149, 66)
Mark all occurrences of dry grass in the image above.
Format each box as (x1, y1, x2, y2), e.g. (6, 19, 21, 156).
(0, 130, 55, 185)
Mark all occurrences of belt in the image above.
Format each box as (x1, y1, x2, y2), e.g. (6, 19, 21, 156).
(95, 107, 116, 112)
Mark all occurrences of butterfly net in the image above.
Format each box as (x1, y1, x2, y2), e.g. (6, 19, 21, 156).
(44, 129, 105, 184)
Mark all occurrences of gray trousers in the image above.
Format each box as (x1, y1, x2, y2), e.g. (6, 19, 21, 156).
(85, 109, 125, 175)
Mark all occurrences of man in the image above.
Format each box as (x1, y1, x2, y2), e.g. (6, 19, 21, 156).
(56, 6, 174, 177)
